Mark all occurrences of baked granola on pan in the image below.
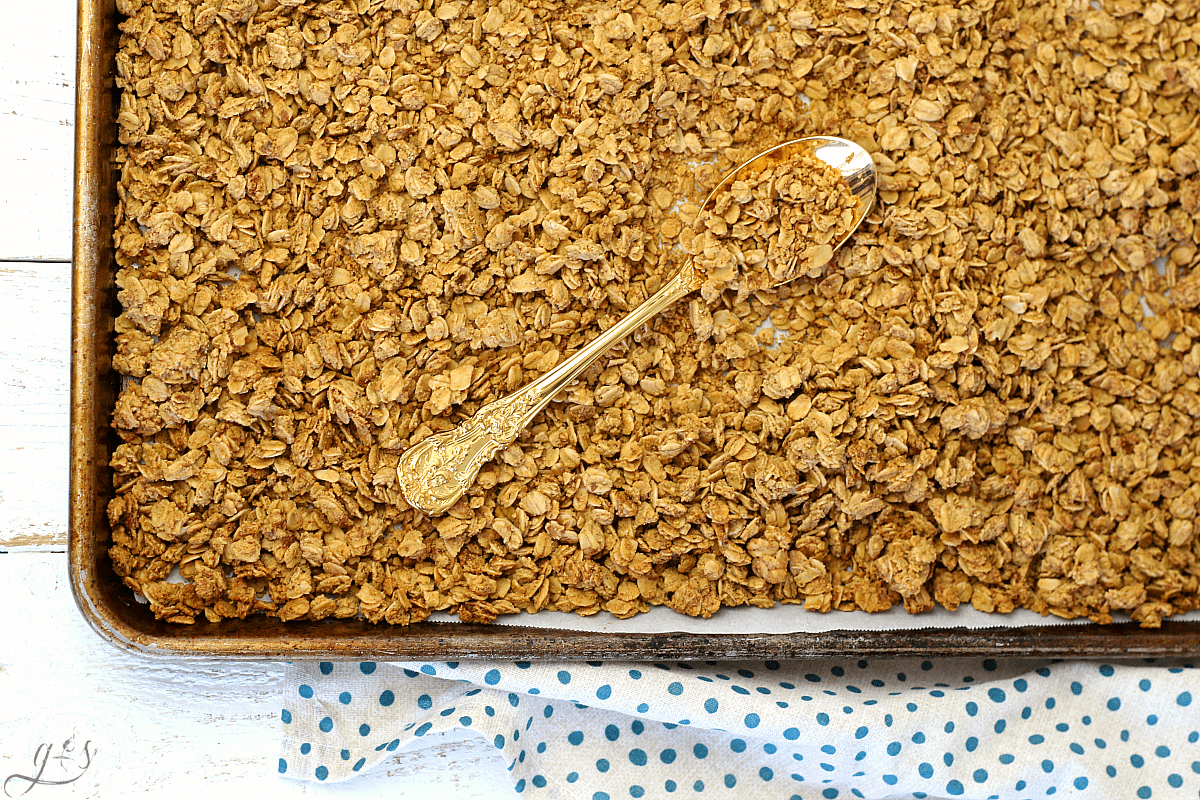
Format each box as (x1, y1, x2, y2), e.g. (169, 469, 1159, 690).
(108, 0, 1200, 628)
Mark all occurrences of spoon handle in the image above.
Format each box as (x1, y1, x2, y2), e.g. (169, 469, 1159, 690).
(398, 265, 699, 515)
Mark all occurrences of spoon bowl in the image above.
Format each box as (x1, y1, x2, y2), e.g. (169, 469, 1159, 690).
(398, 137, 879, 515)
(699, 136, 877, 288)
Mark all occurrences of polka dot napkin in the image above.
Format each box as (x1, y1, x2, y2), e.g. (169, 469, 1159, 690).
(280, 658, 1198, 798)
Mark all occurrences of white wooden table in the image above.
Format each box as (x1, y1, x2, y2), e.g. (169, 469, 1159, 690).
(0, 2, 508, 795)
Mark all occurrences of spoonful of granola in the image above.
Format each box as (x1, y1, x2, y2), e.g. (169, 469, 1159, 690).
(398, 136, 877, 515)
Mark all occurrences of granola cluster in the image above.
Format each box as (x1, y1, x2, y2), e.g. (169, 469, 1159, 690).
(108, 0, 1200, 628)
(686, 144, 863, 299)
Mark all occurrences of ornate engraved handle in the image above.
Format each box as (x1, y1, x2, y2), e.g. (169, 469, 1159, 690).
(398, 266, 699, 515)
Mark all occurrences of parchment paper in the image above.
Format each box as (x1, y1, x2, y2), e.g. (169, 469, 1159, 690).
(428, 604, 1200, 634)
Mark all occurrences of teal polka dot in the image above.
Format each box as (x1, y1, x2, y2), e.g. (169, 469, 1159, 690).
(999, 754, 1014, 764)
(629, 670, 641, 679)
(784, 728, 800, 740)
(1132, 754, 1145, 768)
(1107, 698, 1121, 711)
(630, 749, 647, 766)
(855, 726, 868, 739)
(281, 709, 292, 724)
(732, 739, 747, 753)
(882, 775, 898, 786)
(594, 792, 610, 800)
(705, 698, 718, 713)
(419, 665, 435, 675)
(966, 737, 978, 752)
(630, 786, 644, 798)
(360, 662, 376, 674)
(668, 682, 683, 695)
(1156, 746, 1171, 758)
(724, 775, 736, 788)
(338, 691, 352, 705)
(637, 703, 649, 713)
(278, 759, 287, 774)
(319, 662, 333, 675)
(1100, 665, 1114, 676)
(298, 685, 314, 699)
(745, 713, 761, 728)
(966, 702, 978, 716)
(605, 725, 620, 742)
(567, 773, 579, 783)
(533, 776, 547, 789)
(1168, 775, 1183, 788)
(380, 690, 395, 706)
(557, 671, 571, 685)
(665, 780, 676, 792)
(353, 758, 365, 772)
(661, 748, 676, 764)
(817, 713, 830, 725)
(1178, 692, 1193, 707)
(822, 789, 838, 799)
(693, 781, 704, 792)
(973, 769, 987, 783)
(315, 766, 328, 781)
(1042, 759, 1055, 772)
(1075, 777, 1089, 790)
(919, 763, 933, 778)
(340, 749, 349, 761)
(694, 743, 708, 759)
(632, 720, 644, 735)
(319, 717, 333, 733)
(596, 758, 610, 773)
(597, 685, 612, 700)
(359, 723, 370, 737)
(988, 688, 1006, 703)
(415, 723, 431, 736)
(300, 743, 311, 755)
(946, 780, 963, 796)
(760, 767, 773, 781)
(484, 669, 501, 685)
(1137, 788, 1151, 799)
(887, 742, 901, 757)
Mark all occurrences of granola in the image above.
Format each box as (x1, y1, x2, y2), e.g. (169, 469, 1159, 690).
(108, 0, 1200, 629)
(685, 145, 863, 300)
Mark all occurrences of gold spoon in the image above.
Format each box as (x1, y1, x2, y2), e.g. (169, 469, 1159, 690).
(398, 136, 878, 515)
